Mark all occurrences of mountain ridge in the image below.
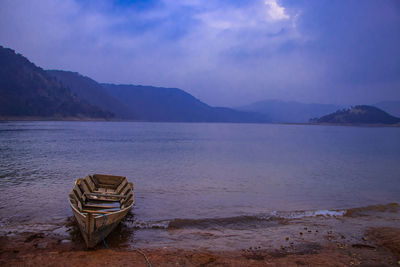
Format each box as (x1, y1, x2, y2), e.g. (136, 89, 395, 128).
(0, 46, 113, 119)
(102, 83, 269, 123)
(44, 69, 269, 123)
(3, 44, 398, 124)
(47, 70, 135, 119)
(238, 99, 342, 123)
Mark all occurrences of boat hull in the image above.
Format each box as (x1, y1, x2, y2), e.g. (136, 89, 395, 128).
(70, 204, 131, 248)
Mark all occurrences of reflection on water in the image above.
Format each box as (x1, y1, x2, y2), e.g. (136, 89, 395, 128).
(0, 121, 400, 248)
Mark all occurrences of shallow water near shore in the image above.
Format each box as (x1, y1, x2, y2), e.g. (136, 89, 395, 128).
(0, 121, 400, 249)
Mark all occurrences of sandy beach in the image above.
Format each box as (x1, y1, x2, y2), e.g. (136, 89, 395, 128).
(1, 204, 399, 266)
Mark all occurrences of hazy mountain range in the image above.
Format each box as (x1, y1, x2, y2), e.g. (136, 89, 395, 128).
(0, 45, 267, 122)
(1, 45, 399, 123)
(48, 70, 268, 123)
(238, 100, 343, 123)
(101, 84, 268, 122)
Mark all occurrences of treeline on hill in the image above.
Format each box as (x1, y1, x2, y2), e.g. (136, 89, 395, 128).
(0, 46, 113, 119)
(310, 105, 400, 124)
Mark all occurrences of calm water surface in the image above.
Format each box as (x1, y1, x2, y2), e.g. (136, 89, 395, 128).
(0, 121, 399, 248)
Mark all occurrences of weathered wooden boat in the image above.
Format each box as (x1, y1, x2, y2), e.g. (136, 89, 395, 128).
(68, 174, 134, 248)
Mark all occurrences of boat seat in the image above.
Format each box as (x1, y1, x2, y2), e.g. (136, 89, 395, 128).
(84, 204, 118, 209)
(83, 192, 127, 203)
(92, 187, 117, 194)
(82, 209, 115, 214)
(84, 192, 127, 198)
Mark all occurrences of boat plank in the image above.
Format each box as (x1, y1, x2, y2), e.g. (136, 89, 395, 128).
(121, 192, 133, 205)
(116, 180, 128, 194)
(86, 198, 121, 203)
(79, 180, 91, 195)
(97, 188, 106, 193)
(85, 192, 127, 199)
(84, 176, 95, 192)
(93, 174, 124, 187)
(84, 204, 119, 209)
(83, 209, 115, 214)
(74, 185, 86, 202)
(123, 199, 134, 209)
(89, 175, 100, 188)
(120, 185, 131, 197)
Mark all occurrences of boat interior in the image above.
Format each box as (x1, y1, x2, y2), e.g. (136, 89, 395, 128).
(69, 174, 134, 216)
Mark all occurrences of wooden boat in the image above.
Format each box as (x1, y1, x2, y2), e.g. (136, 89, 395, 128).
(68, 174, 134, 248)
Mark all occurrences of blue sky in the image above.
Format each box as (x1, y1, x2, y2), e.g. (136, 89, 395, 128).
(1, 0, 399, 106)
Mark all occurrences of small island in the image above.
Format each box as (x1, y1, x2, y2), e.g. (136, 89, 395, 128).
(310, 105, 400, 125)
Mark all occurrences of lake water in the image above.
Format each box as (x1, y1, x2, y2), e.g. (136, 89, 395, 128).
(1, 121, 400, 249)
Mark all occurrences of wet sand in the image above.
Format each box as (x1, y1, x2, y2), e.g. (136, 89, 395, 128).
(0, 227, 399, 266)
(1, 205, 400, 266)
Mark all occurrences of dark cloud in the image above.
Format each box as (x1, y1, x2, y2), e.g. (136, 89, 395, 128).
(0, 0, 399, 106)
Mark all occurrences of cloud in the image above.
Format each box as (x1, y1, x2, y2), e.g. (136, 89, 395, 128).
(0, 0, 399, 106)
(265, 0, 290, 21)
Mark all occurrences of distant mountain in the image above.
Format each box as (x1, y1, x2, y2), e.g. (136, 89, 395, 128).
(0, 46, 113, 119)
(310, 105, 400, 125)
(102, 84, 269, 123)
(374, 101, 400, 118)
(47, 70, 135, 119)
(47, 70, 269, 123)
(238, 99, 341, 123)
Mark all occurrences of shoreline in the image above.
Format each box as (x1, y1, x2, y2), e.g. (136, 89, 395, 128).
(1, 204, 400, 266)
(1, 227, 399, 266)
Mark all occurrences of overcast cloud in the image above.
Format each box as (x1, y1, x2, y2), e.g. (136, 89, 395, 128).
(0, 0, 399, 106)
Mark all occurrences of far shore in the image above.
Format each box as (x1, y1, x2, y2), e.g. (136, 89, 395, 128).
(1, 116, 400, 127)
(279, 122, 400, 127)
(0, 116, 117, 122)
